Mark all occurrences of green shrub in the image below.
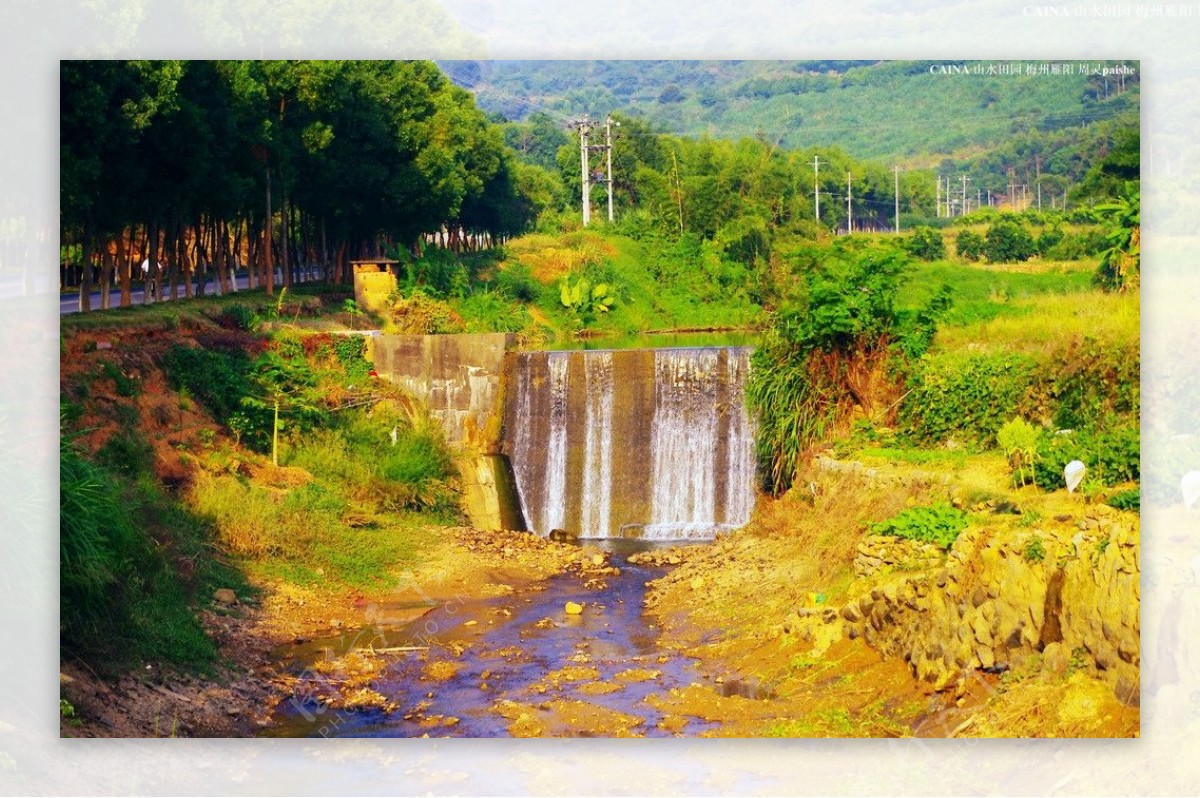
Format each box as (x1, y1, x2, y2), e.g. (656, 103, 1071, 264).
(219, 304, 260, 331)
(870, 503, 968, 550)
(1039, 337, 1139, 430)
(333, 335, 371, 383)
(496, 262, 540, 303)
(903, 226, 945, 261)
(748, 246, 915, 493)
(97, 428, 154, 476)
(1044, 229, 1108, 261)
(1030, 425, 1139, 491)
(1035, 226, 1065, 256)
(901, 352, 1036, 446)
(1107, 488, 1140, 511)
(98, 360, 140, 397)
(998, 417, 1040, 487)
(956, 230, 984, 262)
(983, 220, 1036, 263)
(161, 344, 253, 421)
(1023, 535, 1046, 563)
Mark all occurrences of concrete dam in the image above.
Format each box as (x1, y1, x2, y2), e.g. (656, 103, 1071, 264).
(373, 334, 757, 540)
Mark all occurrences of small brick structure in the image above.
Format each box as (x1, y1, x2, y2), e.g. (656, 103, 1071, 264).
(351, 259, 399, 314)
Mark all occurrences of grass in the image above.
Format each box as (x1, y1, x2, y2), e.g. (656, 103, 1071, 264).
(765, 699, 916, 737)
(61, 439, 222, 674)
(60, 282, 350, 335)
(897, 257, 1096, 330)
(933, 290, 1138, 356)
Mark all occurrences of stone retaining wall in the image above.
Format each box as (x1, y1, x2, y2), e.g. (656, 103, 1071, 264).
(792, 506, 1139, 703)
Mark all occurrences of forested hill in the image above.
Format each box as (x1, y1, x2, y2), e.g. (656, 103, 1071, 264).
(438, 60, 1139, 164)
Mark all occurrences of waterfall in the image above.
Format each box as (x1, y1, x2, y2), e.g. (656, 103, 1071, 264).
(645, 349, 720, 539)
(580, 352, 613, 538)
(503, 346, 756, 541)
(542, 352, 571, 536)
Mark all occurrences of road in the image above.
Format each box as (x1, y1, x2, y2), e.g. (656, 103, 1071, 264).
(60, 273, 264, 314)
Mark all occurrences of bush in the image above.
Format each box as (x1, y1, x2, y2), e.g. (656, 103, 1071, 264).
(983, 220, 1036, 263)
(1044, 229, 1108, 261)
(956, 230, 984, 262)
(161, 344, 253, 422)
(1035, 226, 1065, 256)
(1038, 336, 1139, 430)
(1108, 488, 1139, 511)
(870, 503, 968, 550)
(998, 417, 1040, 487)
(1030, 425, 1139, 491)
(496, 262, 540, 303)
(902, 352, 1036, 446)
(903, 226, 945, 261)
(333, 335, 371, 383)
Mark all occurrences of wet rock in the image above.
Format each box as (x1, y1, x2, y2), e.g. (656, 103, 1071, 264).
(564, 601, 584, 616)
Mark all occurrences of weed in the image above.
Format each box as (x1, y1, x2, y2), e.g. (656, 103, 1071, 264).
(1023, 535, 1046, 563)
(870, 503, 968, 550)
(98, 360, 140, 397)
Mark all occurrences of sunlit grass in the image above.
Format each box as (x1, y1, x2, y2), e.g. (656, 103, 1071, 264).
(934, 289, 1139, 356)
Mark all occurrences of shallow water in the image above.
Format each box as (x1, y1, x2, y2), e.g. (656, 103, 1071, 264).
(263, 540, 720, 738)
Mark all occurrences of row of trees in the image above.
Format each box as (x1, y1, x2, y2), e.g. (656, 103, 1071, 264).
(61, 60, 549, 309)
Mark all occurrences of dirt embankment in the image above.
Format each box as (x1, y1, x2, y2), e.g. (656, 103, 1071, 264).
(640, 462, 1140, 738)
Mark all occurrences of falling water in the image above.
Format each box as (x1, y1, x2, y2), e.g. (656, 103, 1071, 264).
(645, 350, 720, 539)
(542, 352, 571, 536)
(504, 347, 756, 541)
(580, 352, 614, 538)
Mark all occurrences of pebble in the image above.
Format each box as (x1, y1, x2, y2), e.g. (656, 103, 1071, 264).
(565, 601, 584, 615)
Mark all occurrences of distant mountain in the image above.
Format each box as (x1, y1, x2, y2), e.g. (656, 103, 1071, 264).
(439, 59, 1139, 166)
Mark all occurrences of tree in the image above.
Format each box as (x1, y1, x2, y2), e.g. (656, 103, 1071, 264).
(1093, 185, 1140, 292)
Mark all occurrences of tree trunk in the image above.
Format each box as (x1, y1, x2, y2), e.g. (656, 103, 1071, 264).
(79, 228, 93, 313)
(117, 228, 132, 307)
(280, 187, 291, 289)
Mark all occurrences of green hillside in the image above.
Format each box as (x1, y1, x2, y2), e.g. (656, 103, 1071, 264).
(440, 59, 1139, 199)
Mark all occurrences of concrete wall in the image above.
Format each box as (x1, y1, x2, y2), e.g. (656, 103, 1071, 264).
(372, 333, 514, 452)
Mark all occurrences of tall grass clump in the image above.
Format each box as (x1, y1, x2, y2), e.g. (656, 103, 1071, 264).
(61, 437, 217, 672)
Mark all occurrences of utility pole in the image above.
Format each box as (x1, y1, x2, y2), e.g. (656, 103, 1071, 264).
(976, 188, 982, 211)
(960, 174, 970, 217)
(936, 175, 941, 219)
(571, 117, 593, 225)
(1035, 155, 1042, 211)
(812, 155, 824, 222)
(893, 165, 900, 234)
(846, 172, 853, 234)
(605, 116, 618, 223)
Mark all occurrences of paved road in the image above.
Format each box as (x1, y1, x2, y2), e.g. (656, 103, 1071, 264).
(60, 274, 264, 314)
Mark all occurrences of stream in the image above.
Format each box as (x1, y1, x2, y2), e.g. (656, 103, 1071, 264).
(263, 539, 725, 738)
